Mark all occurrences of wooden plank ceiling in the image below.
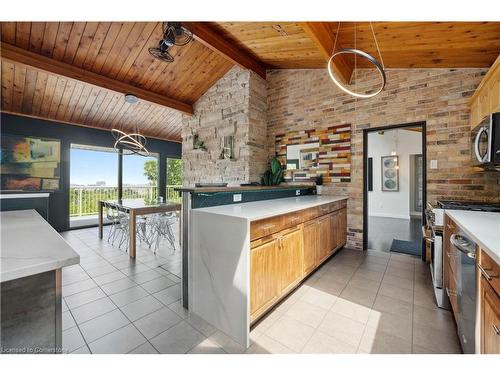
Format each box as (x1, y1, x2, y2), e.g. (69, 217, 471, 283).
(1, 61, 184, 140)
(0, 22, 234, 141)
(1, 21, 500, 142)
(210, 22, 500, 68)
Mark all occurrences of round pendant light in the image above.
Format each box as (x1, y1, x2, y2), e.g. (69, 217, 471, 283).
(111, 94, 150, 156)
(328, 22, 386, 99)
(328, 48, 386, 99)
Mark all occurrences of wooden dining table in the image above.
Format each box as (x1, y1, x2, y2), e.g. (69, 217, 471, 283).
(98, 199, 181, 258)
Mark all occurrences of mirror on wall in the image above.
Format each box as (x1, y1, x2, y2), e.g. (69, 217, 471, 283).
(285, 142, 320, 170)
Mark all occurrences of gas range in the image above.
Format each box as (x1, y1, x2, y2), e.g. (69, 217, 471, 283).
(437, 200, 500, 212)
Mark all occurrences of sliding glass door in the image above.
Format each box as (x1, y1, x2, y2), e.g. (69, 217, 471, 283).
(122, 153, 159, 204)
(69, 144, 118, 228)
(166, 157, 182, 203)
(69, 146, 180, 228)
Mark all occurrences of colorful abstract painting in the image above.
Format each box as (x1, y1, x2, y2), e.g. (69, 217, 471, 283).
(1, 134, 61, 191)
(275, 124, 351, 183)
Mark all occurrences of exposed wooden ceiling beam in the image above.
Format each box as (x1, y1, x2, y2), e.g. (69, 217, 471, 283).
(182, 22, 267, 80)
(1, 43, 194, 115)
(301, 22, 353, 84)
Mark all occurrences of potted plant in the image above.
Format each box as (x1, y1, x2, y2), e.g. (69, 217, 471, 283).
(315, 174, 324, 195)
(193, 134, 207, 151)
(261, 158, 284, 186)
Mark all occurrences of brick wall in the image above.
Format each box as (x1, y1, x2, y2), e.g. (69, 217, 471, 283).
(266, 68, 500, 250)
(182, 66, 267, 186)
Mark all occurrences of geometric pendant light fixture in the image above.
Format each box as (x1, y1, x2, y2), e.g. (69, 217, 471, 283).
(327, 22, 386, 99)
(111, 94, 150, 156)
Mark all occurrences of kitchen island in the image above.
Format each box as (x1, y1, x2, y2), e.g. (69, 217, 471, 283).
(189, 195, 348, 347)
(1, 210, 79, 354)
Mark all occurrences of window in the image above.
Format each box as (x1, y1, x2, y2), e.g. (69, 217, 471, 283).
(122, 153, 159, 204)
(69, 144, 118, 227)
(166, 158, 182, 203)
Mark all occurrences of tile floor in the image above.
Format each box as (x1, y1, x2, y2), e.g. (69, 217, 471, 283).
(61, 224, 461, 354)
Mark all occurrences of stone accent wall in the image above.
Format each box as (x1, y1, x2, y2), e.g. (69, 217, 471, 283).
(248, 71, 268, 182)
(266, 68, 500, 250)
(182, 66, 267, 186)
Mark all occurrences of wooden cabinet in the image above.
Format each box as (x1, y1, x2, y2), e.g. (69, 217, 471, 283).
(249, 199, 348, 323)
(302, 219, 318, 275)
(337, 207, 347, 249)
(278, 226, 303, 294)
(480, 276, 500, 354)
(317, 215, 331, 264)
(331, 207, 347, 253)
(470, 55, 500, 128)
(478, 247, 500, 354)
(480, 250, 500, 297)
(250, 238, 280, 318)
(250, 215, 284, 241)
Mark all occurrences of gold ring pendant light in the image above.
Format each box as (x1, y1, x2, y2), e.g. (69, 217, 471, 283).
(327, 22, 386, 98)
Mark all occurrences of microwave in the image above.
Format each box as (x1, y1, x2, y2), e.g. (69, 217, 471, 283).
(471, 112, 500, 170)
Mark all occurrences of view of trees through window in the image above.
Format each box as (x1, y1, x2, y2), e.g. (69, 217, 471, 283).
(166, 158, 182, 202)
(69, 148, 182, 226)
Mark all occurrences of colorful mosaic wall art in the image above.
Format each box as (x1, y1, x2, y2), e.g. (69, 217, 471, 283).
(275, 124, 351, 183)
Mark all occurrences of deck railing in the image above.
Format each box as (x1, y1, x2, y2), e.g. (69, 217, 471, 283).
(69, 185, 181, 217)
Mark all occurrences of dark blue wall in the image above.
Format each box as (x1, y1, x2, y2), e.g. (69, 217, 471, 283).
(1, 113, 182, 231)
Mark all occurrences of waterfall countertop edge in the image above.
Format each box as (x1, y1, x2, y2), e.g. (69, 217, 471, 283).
(1, 209, 80, 283)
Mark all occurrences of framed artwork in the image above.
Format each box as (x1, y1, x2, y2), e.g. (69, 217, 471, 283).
(1, 134, 61, 191)
(381, 155, 399, 192)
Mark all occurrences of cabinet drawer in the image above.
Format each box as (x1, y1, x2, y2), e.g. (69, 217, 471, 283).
(317, 203, 332, 216)
(331, 200, 347, 211)
(283, 211, 304, 227)
(304, 207, 319, 221)
(251, 216, 285, 241)
(479, 250, 500, 297)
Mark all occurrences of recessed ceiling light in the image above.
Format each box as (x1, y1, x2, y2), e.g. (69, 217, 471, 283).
(124, 94, 139, 104)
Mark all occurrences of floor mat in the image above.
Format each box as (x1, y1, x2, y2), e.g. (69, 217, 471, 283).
(390, 239, 421, 256)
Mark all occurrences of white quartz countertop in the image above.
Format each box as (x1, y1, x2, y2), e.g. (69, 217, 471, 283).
(445, 210, 500, 265)
(0, 193, 50, 199)
(192, 195, 348, 221)
(0, 210, 80, 283)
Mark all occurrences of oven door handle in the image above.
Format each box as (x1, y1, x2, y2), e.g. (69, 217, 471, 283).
(474, 126, 489, 163)
(450, 234, 476, 259)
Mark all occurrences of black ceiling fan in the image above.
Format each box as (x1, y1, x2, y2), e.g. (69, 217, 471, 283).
(148, 22, 193, 63)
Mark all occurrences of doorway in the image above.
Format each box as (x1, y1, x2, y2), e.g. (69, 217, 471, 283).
(363, 122, 426, 259)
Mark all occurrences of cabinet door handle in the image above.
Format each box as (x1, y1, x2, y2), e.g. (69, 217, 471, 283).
(478, 264, 498, 281)
(261, 224, 275, 230)
(446, 224, 454, 229)
(493, 324, 500, 335)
